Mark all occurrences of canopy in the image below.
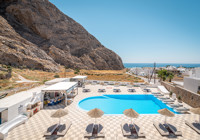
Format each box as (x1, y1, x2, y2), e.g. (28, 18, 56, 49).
(72, 75, 87, 79)
(123, 108, 139, 118)
(158, 108, 175, 123)
(158, 86, 170, 95)
(51, 108, 68, 124)
(42, 82, 77, 93)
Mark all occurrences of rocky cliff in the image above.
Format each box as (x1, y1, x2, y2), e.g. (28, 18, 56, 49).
(0, 0, 124, 71)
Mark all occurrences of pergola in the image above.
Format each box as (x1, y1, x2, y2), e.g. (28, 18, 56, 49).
(42, 82, 78, 105)
(42, 82, 78, 93)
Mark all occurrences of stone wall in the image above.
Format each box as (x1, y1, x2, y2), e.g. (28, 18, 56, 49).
(161, 81, 200, 107)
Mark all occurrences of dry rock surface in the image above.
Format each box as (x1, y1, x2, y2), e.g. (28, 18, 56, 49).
(0, 0, 124, 71)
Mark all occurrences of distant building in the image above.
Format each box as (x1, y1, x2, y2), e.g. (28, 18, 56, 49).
(183, 68, 200, 93)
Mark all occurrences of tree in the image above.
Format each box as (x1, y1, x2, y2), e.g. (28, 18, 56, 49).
(157, 69, 174, 82)
(158, 69, 168, 81)
(168, 73, 174, 82)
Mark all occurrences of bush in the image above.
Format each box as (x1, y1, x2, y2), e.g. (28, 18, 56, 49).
(74, 71, 78, 74)
(170, 92, 173, 97)
(54, 74, 60, 78)
(42, 79, 48, 84)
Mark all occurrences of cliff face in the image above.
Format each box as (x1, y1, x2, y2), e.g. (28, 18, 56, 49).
(0, 0, 124, 71)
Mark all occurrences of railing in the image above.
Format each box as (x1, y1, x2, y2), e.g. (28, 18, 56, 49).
(0, 83, 40, 99)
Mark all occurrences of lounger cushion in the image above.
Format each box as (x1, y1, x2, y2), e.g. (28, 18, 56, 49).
(153, 122, 169, 136)
(133, 123, 146, 137)
(121, 123, 131, 136)
(165, 123, 182, 136)
(185, 121, 200, 134)
(84, 123, 94, 137)
(57, 120, 72, 136)
(44, 124, 59, 136)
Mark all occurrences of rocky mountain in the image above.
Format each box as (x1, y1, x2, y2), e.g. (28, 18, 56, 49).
(0, 0, 124, 71)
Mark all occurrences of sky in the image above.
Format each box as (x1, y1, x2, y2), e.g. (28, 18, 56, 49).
(50, 0, 200, 63)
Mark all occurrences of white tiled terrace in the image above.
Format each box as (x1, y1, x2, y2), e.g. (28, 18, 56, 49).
(5, 84, 200, 140)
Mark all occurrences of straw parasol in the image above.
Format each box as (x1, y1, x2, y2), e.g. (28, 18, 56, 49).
(51, 108, 68, 124)
(123, 108, 139, 124)
(158, 108, 175, 124)
(190, 108, 200, 123)
(87, 108, 104, 124)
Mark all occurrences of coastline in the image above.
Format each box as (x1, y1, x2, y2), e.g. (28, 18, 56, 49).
(124, 63, 200, 68)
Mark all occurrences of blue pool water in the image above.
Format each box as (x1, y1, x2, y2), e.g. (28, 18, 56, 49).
(78, 94, 179, 114)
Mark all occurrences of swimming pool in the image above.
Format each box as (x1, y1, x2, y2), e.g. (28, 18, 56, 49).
(78, 94, 179, 114)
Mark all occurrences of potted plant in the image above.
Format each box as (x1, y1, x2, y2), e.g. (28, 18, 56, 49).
(169, 92, 173, 97)
(178, 96, 182, 103)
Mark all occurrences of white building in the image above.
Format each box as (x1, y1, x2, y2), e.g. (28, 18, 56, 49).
(0, 80, 78, 139)
(183, 68, 200, 93)
(70, 75, 87, 87)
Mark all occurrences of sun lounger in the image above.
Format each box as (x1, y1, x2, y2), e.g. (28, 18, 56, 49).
(84, 123, 94, 138)
(153, 122, 169, 136)
(168, 103, 183, 108)
(165, 123, 182, 136)
(113, 89, 121, 92)
(143, 89, 151, 92)
(44, 123, 59, 136)
(152, 92, 161, 95)
(121, 123, 131, 136)
(57, 120, 72, 136)
(154, 94, 164, 97)
(82, 89, 90, 92)
(175, 107, 189, 113)
(162, 99, 174, 103)
(185, 120, 200, 134)
(96, 124, 105, 138)
(128, 89, 136, 92)
(133, 123, 146, 138)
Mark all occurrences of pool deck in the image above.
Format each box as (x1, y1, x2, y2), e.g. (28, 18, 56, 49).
(6, 84, 199, 140)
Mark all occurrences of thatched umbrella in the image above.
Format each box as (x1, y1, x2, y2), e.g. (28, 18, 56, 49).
(51, 108, 68, 124)
(158, 108, 175, 124)
(190, 108, 200, 123)
(123, 108, 139, 124)
(87, 108, 104, 124)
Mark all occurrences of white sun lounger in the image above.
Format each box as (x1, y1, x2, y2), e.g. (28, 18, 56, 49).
(153, 122, 169, 136)
(84, 123, 94, 138)
(164, 123, 182, 136)
(57, 120, 72, 136)
(121, 123, 131, 136)
(162, 99, 174, 103)
(133, 123, 146, 138)
(168, 103, 183, 108)
(175, 107, 189, 112)
(154, 94, 164, 97)
(185, 120, 200, 134)
(44, 123, 59, 136)
(96, 124, 105, 138)
(152, 92, 161, 95)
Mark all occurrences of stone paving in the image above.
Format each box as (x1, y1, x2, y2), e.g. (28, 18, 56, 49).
(6, 84, 200, 140)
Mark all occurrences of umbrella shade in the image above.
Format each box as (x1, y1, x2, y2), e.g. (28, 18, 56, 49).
(158, 108, 174, 124)
(158, 108, 175, 117)
(87, 108, 104, 124)
(123, 108, 139, 124)
(190, 108, 200, 123)
(87, 108, 104, 118)
(51, 108, 68, 118)
(123, 108, 139, 118)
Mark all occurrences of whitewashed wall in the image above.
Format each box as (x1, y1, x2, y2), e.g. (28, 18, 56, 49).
(184, 77, 200, 93)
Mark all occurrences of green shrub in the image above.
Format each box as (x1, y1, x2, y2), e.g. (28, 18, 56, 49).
(54, 74, 60, 78)
(170, 92, 173, 96)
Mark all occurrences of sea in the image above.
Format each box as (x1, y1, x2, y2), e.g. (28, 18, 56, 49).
(124, 63, 200, 68)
